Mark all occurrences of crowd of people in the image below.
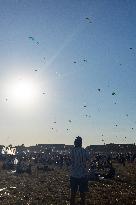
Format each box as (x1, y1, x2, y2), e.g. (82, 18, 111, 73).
(0, 138, 136, 204)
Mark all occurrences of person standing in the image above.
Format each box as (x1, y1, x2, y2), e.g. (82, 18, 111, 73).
(70, 136, 89, 205)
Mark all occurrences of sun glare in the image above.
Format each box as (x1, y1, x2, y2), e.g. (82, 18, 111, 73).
(6, 78, 39, 107)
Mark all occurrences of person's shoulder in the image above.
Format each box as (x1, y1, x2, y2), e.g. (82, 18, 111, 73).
(81, 147, 87, 152)
(81, 147, 88, 154)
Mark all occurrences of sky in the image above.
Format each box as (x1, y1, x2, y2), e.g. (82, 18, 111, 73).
(0, 0, 136, 147)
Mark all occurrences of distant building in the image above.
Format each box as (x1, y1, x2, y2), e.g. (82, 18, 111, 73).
(15, 144, 74, 154)
(1, 143, 135, 155)
(86, 143, 136, 154)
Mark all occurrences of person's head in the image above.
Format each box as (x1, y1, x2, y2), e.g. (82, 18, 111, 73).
(74, 136, 82, 147)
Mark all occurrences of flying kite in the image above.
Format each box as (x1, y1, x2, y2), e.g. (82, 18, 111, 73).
(112, 92, 116, 95)
(28, 36, 35, 41)
(83, 59, 87, 62)
(85, 17, 92, 23)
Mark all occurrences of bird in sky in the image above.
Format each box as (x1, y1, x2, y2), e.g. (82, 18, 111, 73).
(98, 88, 101, 92)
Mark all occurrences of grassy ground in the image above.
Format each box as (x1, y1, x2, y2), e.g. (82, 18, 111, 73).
(0, 163, 135, 204)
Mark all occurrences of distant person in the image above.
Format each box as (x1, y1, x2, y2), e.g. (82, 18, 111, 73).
(120, 154, 126, 166)
(70, 136, 89, 205)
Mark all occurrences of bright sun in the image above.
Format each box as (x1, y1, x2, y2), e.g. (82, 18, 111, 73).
(6, 78, 39, 107)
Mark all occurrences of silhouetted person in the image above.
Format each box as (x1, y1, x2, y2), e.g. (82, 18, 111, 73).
(70, 136, 89, 205)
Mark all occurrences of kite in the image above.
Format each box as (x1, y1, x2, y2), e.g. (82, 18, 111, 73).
(112, 92, 116, 95)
